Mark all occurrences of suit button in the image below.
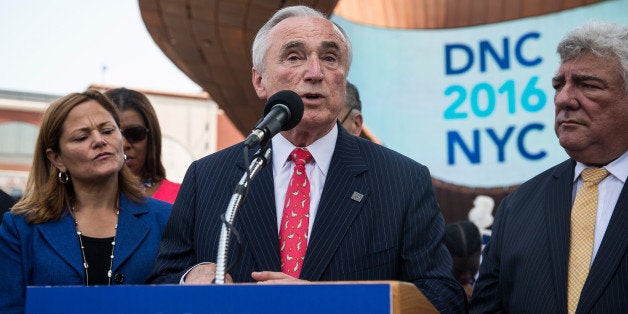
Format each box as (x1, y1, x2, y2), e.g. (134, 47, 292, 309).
(114, 273, 125, 284)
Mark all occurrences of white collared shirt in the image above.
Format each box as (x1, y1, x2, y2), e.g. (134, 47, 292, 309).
(180, 126, 339, 283)
(271, 125, 338, 241)
(572, 150, 628, 264)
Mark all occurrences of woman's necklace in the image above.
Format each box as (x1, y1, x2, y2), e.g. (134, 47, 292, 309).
(72, 207, 119, 286)
(141, 178, 154, 191)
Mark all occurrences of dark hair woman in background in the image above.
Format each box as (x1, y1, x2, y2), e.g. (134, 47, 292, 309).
(105, 88, 181, 204)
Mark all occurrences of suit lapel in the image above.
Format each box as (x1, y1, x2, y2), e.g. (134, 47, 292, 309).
(112, 195, 149, 271)
(37, 212, 85, 277)
(237, 147, 282, 272)
(300, 129, 369, 280)
(578, 180, 628, 313)
(545, 159, 575, 313)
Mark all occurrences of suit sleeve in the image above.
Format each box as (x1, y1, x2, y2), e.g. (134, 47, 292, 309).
(146, 161, 202, 284)
(403, 165, 467, 313)
(0, 213, 27, 313)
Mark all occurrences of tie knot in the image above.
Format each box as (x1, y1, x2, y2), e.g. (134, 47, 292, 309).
(290, 147, 313, 166)
(581, 167, 609, 184)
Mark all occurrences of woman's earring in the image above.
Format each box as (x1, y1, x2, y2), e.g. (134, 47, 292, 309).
(58, 171, 70, 184)
(123, 154, 127, 161)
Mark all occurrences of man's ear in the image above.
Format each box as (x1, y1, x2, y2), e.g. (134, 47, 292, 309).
(353, 112, 363, 131)
(351, 111, 363, 136)
(46, 148, 66, 173)
(251, 67, 268, 99)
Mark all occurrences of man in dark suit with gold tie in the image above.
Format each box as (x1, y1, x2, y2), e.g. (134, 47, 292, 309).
(470, 21, 627, 313)
(147, 5, 465, 312)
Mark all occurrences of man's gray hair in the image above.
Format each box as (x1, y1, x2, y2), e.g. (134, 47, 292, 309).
(557, 21, 628, 94)
(251, 5, 352, 74)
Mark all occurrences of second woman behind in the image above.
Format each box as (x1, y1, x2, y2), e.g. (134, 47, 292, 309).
(105, 88, 181, 204)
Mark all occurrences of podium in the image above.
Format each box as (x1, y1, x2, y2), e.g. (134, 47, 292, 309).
(26, 281, 437, 313)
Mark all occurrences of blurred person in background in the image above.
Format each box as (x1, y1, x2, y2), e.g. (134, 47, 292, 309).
(105, 88, 181, 204)
(0, 90, 171, 313)
(467, 195, 494, 245)
(0, 189, 16, 224)
(339, 81, 363, 136)
(445, 220, 482, 300)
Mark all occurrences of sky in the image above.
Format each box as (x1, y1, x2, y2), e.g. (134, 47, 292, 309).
(0, 0, 202, 96)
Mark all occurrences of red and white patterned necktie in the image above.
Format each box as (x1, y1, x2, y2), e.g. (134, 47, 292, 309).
(279, 147, 313, 278)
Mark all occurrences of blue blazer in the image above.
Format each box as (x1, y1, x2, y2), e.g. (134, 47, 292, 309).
(148, 126, 465, 313)
(470, 159, 627, 313)
(0, 194, 171, 313)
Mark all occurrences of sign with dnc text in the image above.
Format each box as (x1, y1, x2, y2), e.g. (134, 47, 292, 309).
(333, 1, 627, 188)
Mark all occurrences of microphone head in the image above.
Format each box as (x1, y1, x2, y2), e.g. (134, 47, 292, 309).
(264, 90, 304, 131)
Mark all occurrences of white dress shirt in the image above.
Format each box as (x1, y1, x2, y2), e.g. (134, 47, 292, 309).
(271, 124, 338, 241)
(572, 150, 627, 264)
(181, 126, 339, 282)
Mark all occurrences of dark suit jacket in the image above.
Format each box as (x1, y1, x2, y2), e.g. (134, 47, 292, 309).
(0, 195, 172, 313)
(0, 189, 16, 223)
(470, 159, 627, 313)
(148, 126, 465, 312)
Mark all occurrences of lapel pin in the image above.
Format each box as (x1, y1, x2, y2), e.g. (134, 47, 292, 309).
(350, 192, 364, 202)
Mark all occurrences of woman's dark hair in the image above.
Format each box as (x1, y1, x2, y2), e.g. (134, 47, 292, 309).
(105, 88, 166, 182)
(445, 221, 482, 258)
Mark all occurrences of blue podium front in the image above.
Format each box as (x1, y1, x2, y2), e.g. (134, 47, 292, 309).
(26, 283, 394, 314)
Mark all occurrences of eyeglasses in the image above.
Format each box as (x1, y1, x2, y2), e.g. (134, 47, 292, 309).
(340, 107, 358, 124)
(122, 126, 149, 143)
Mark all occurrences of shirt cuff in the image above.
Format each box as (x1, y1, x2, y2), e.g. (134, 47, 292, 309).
(179, 262, 215, 284)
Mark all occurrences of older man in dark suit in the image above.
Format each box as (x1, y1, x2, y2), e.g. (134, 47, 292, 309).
(470, 21, 627, 313)
(147, 5, 465, 312)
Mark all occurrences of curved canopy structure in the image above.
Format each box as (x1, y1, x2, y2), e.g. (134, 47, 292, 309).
(139, 0, 339, 134)
(139, 0, 602, 134)
(139, 0, 605, 219)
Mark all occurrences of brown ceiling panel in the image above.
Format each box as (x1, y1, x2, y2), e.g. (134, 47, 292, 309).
(219, 1, 248, 27)
(189, 2, 216, 18)
(333, 0, 605, 29)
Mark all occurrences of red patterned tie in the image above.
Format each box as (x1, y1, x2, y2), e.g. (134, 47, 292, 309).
(279, 147, 313, 278)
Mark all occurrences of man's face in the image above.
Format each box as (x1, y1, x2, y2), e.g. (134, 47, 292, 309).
(552, 52, 628, 164)
(252, 16, 349, 134)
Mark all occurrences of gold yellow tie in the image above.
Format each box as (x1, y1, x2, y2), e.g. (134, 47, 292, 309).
(567, 167, 609, 314)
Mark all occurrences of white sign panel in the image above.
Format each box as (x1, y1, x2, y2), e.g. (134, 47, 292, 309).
(333, 1, 627, 187)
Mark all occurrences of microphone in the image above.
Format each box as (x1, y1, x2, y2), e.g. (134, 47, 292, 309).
(244, 90, 304, 148)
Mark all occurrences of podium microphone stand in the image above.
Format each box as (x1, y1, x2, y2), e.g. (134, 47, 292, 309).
(215, 146, 271, 283)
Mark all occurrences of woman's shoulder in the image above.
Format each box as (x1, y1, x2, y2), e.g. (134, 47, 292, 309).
(142, 197, 172, 213)
(1, 211, 30, 231)
(0, 210, 67, 238)
(120, 194, 171, 216)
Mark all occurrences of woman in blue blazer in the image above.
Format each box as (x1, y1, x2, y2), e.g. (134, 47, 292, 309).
(0, 90, 171, 313)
